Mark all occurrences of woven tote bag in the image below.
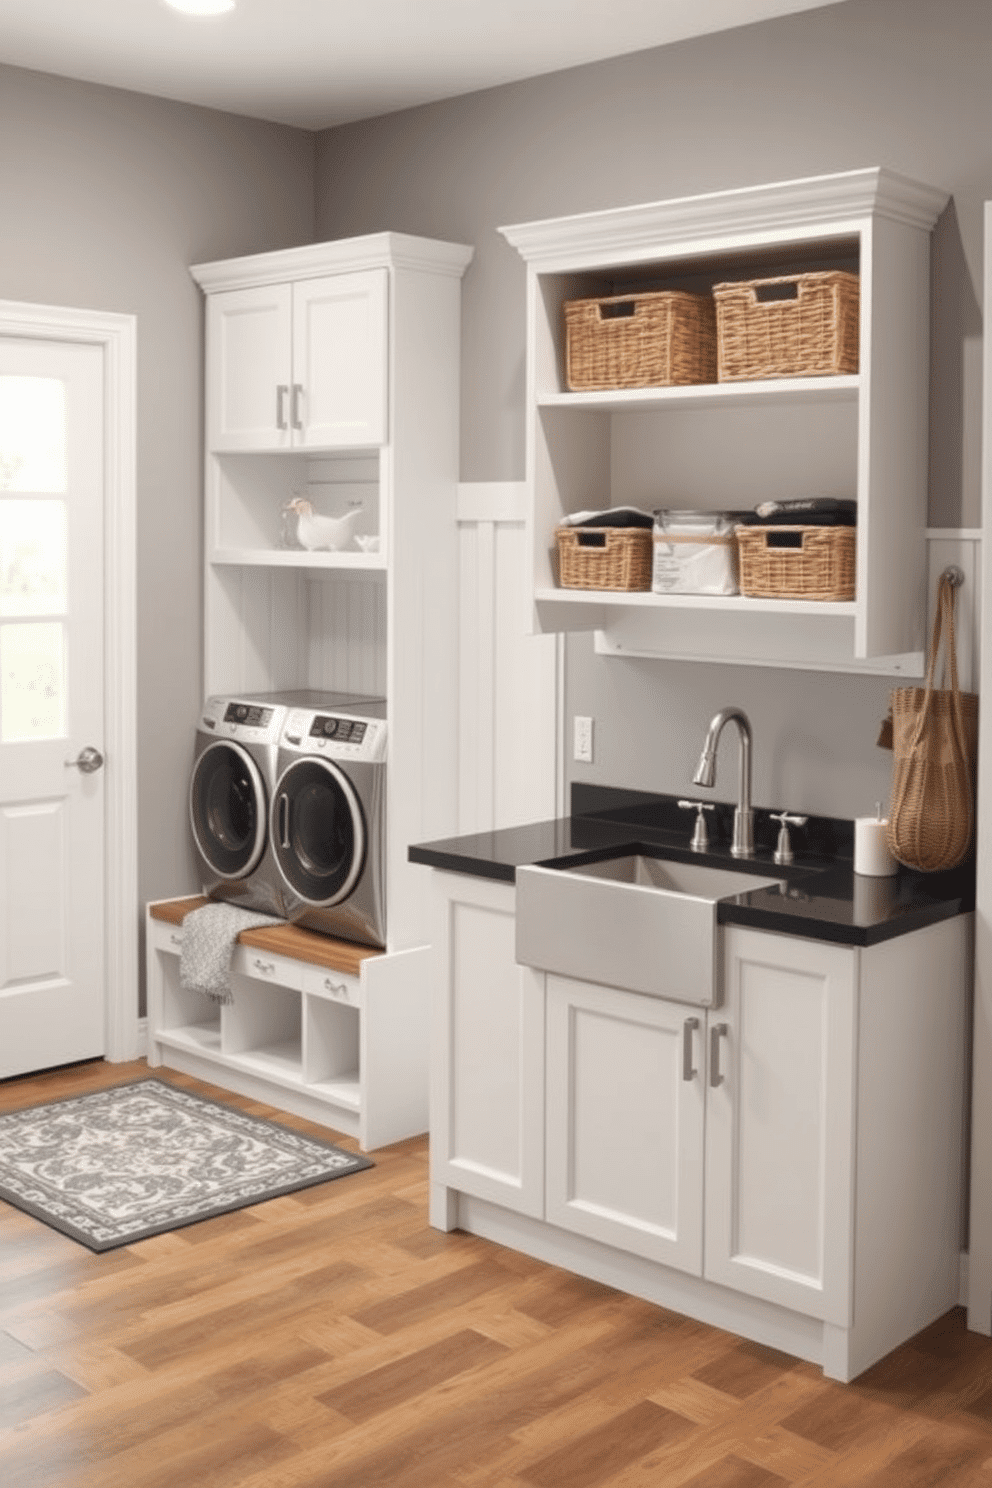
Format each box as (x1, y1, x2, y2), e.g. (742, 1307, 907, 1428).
(884, 573, 978, 872)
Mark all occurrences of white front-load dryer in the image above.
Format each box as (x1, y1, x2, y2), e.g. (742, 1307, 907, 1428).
(189, 691, 383, 917)
(269, 701, 387, 948)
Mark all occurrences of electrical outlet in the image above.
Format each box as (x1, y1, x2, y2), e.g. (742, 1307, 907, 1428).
(573, 715, 594, 764)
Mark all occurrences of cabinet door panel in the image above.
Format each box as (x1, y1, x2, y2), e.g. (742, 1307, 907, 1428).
(207, 284, 293, 451)
(546, 975, 704, 1273)
(705, 927, 856, 1324)
(431, 875, 544, 1217)
(293, 271, 387, 449)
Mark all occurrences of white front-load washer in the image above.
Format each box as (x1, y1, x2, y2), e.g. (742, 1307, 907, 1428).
(189, 690, 382, 917)
(269, 700, 387, 948)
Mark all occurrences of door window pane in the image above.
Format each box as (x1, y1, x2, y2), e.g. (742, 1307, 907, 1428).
(0, 500, 67, 617)
(0, 621, 66, 741)
(0, 377, 67, 493)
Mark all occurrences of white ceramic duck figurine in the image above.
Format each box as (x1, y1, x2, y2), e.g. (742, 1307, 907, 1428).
(284, 497, 363, 551)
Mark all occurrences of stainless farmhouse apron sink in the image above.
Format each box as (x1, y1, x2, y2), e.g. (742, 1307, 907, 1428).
(515, 855, 784, 1007)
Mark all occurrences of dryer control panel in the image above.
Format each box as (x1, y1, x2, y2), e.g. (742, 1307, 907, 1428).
(281, 709, 387, 763)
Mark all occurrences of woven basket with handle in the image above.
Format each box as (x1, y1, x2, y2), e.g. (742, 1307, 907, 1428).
(713, 270, 859, 382)
(555, 526, 653, 591)
(564, 290, 716, 390)
(735, 523, 855, 601)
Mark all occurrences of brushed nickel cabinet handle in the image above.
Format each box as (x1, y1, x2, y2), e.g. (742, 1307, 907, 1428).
(276, 384, 289, 430)
(291, 383, 304, 430)
(682, 1016, 699, 1081)
(710, 1022, 729, 1087)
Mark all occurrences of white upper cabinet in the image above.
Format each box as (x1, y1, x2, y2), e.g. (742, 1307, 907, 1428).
(206, 282, 293, 450)
(501, 168, 949, 672)
(204, 268, 387, 452)
(292, 271, 387, 449)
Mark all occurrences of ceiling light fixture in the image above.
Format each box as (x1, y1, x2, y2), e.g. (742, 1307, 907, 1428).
(162, 0, 236, 16)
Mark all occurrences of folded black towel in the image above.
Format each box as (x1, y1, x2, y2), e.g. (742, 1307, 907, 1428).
(559, 506, 655, 529)
(737, 498, 857, 527)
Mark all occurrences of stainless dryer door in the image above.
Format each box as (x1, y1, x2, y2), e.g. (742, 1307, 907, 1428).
(189, 739, 268, 881)
(271, 757, 367, 906)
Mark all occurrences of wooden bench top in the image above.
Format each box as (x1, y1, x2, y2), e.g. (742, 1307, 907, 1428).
(149, 897, 384, 977)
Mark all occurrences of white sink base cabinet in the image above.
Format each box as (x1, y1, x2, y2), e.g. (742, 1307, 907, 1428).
(428, 869, 971, 1382)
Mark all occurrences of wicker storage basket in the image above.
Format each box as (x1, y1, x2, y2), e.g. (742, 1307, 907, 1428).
(713, 271, 859, 382)
(735, 523, 856, 601)
(564, 290, 717, 391)
(555, 526, 653, 591)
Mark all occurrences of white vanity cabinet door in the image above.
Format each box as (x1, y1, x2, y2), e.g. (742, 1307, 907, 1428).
(704, 926, 857, 1325)
(206, 283, 294, 451)
(430, 873, 545, 1224)
(545, 974, 705, 1273)
(292, 270, 387, 449)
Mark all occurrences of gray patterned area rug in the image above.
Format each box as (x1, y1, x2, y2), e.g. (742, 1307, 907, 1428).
(0, 1078, 373, 1252)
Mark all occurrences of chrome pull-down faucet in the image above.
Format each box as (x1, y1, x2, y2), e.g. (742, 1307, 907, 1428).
(692, 707, 754, 857)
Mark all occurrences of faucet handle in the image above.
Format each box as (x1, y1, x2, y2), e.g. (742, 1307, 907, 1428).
(678, 798, 716, 852)
(770, 811, 808, 865)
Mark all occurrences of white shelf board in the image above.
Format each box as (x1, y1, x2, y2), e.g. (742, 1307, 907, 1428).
(157, 1024, 222, 1056)
(305, 1072, 361, 1111)
(535, 586, 858, 617)
(537, 375, 859, 414)
(231, 1043, 305, 1081)
(210, 548, 387, 571)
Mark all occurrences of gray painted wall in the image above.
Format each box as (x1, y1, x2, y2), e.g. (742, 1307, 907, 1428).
(314, 0, 989, 824)
(0, 65, 315, 1005)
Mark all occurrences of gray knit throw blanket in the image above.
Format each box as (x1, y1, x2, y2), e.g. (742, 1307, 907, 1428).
(180, 902, 283, 1004)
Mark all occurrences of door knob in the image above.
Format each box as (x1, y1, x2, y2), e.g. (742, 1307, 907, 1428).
(65, 746, 104, 774)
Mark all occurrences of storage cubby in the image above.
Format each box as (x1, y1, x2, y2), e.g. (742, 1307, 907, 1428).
(305, 996, 360, 1108)
(155, 942, 221, 1051)
(502, 168, 949, 673)
(533, 238, 861, 401)
(225, 972, 302, 1079)
(209, 451, 384, 568)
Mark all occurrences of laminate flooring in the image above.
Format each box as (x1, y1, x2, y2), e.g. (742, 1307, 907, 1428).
(2, 1059, 992, 1487)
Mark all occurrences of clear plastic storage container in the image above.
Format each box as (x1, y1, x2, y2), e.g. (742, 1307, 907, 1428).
(651, 510, 738, 595)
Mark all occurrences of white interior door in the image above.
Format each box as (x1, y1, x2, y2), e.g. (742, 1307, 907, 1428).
(0, 336, 106, 1077)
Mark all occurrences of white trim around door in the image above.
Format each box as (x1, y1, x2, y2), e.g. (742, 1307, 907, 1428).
(0, 299, 138, 1064)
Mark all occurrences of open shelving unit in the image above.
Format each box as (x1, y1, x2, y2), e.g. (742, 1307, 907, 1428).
(501, 168, 949, 673)
(145, 232, 472, 1149)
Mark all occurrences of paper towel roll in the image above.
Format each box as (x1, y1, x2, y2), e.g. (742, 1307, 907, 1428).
(854, 816, 897, 877)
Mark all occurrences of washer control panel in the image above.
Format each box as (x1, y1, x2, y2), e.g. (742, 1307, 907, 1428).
(200, 696, 287, 744)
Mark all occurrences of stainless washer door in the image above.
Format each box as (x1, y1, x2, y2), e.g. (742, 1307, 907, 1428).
(190, 739, 268, 881)
(271, 757, 367, 906)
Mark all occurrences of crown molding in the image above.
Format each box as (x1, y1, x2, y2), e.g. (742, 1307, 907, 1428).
(191, 233, 473, 292)
(500, 168, 949, 271)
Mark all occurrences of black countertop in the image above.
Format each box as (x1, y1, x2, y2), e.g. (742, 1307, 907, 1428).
(408, 785, 974, 948)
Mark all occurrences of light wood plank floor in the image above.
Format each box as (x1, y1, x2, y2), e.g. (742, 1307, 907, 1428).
(2, 1059, 992, 1487)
